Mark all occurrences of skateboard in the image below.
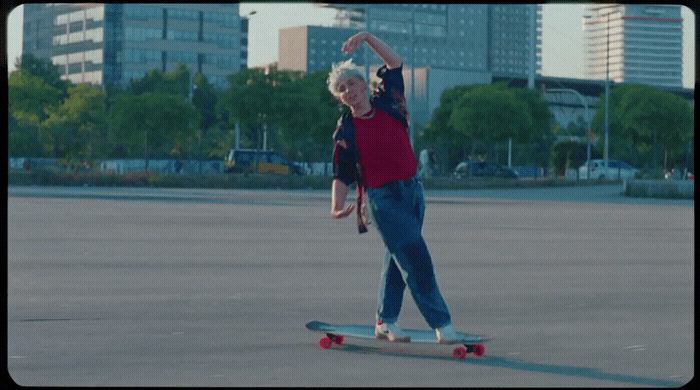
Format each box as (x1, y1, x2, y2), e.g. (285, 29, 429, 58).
(306, 320, 491, 359)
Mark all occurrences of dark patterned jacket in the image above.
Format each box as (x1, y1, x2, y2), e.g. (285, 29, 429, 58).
(331, 64, 409, 233)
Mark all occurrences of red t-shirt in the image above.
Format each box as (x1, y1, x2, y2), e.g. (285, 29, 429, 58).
(353, 107, 417, 188)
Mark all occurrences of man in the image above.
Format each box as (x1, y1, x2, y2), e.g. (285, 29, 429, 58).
(328, 32, 459, 344)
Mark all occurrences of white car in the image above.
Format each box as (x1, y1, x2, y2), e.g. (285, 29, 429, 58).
(578, 159, 640, 180)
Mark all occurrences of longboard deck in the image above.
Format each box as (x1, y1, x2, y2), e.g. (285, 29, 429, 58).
(306, 320, 491, 358)
(306, 320, 490, 344)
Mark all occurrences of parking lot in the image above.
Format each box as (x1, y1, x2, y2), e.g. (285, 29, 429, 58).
(7, 184, 694, 386)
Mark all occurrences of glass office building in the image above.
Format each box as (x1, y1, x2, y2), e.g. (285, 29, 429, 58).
(583, 4, 683, 88)
(22, 3, 248, 89)
(284, 4, 542, 79)
(278, 4, 541, 127)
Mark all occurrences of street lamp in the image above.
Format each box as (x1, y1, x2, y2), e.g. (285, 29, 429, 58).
(234, 10, 257, 150)
(584, 7, 617, 176)
(603, 10, 610, 176)
(244, 11, 267, 151)
(243, 10, 257, 70)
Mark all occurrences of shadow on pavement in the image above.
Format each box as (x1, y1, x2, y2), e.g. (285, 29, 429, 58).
(328, 343, 684, 387)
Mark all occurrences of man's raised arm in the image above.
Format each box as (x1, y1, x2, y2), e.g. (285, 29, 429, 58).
(341, 32, 402, 69)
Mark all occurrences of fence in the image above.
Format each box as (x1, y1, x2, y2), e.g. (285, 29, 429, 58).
(512, 166, 548, 178)
(10, 157, 334, 176)
(9, 157, 60, 170)
(10, 158, 545, 178)
(292, 162, 333, 176)
(100, 159, 225, 174)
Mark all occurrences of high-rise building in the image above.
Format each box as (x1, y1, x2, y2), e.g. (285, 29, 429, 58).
(282, 4, 541, 79)
(488, 4, 542, 81)
(278, 25, 362, 73)
(583, 4, 683, 89)
(22, 3, 249, 89)
(278, 4, 541, 127)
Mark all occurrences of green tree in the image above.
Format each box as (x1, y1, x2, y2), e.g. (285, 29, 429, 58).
(127, 63, 190, 97)
(423, 85, 472, 152)
(8, 112, 43, 157)
(592, 84, 694, 168)
(301, 69, 344, 161)
(192, 73, 218, 132)
(424, 83, 554, 168)
(512, 87, 553, 142)
(43, 84, 107, 160)
(8, 69, 62, 129)
(216, 66, 350, 163)
(218, 67, 276, 151)
(8, 69, 63, 156)
(448, 84, 533, 159)
(108, 92, 199, 160)
(15, 53, 69, 98)
(273, 69, 340, 161)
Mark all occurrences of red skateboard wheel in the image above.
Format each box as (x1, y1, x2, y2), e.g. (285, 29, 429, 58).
(331, 335, 344, 345)
(453, 347, 467, 359)
(473, 344, 485, 356)
(319, 337, 332, 349)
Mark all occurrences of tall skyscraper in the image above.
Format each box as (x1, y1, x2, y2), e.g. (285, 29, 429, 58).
(22, 3, 249, 89)
(583, 4, 683, 89)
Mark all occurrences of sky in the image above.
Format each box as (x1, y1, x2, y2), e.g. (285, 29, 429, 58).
(5, 3, 696, 89)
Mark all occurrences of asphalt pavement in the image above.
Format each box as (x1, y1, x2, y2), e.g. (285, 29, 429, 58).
(6, 184, 694, 386)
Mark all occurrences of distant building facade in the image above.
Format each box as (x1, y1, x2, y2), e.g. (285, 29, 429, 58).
(22, 3, 249, 89)
(583, 4, 683, 89)
(281, 4, 541, 78)
(278, 25, 362, 73)
(278, 4, 541, 127)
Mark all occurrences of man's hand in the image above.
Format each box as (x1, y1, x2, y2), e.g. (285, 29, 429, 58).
(342, 32, 370, 55)
(331, 179, 354, 219)
(331, 203, 355, 219)
(341, 31, 402, 69)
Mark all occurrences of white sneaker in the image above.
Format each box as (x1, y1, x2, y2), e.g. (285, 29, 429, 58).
(375, 321, 411, 342)
(436, 323, 459, 344)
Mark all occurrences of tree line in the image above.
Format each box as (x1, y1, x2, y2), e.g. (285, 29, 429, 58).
(8, 54, 340, 166)
(419, 82, 554, 170)
(9, 54, 693, 173)
(421, 80, 693, 173)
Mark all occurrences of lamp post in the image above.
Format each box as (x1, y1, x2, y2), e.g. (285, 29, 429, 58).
(603, 10, 610, 176)
(584, 7, 616, 176)
(237, 10, 256, 151)
(242, 10, 257, 70)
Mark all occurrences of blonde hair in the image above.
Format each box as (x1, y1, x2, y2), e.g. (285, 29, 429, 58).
(327, 59, 367, 98)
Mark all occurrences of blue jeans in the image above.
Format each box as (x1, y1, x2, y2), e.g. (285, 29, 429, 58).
(366, 177, 451, 329)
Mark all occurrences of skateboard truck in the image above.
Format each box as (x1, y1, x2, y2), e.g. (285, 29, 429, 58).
(453, 343, 485, 358)
(319, 333, 345, 349)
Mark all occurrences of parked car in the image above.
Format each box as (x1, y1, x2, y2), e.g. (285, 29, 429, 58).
(453, 161, 519, 179)
(224, 149, 303, 175)
(578, 159, 639, 180)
